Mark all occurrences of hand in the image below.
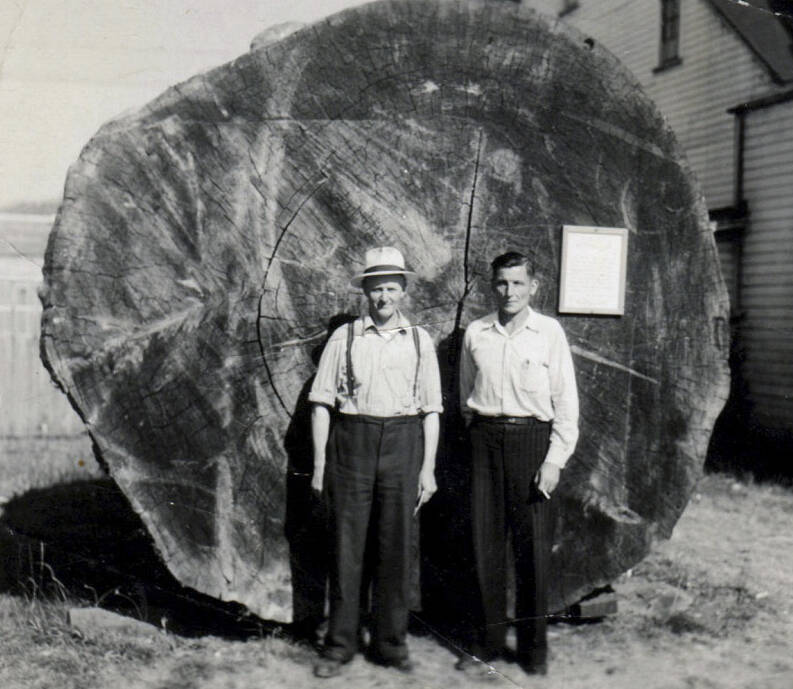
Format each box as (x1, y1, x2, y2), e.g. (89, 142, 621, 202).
(311, 462, 325, 495)
(416, 468, 437, 512)
(534, 462, 560, 498)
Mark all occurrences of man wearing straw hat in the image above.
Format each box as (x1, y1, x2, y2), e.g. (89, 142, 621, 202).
(308, 246, 443, 677)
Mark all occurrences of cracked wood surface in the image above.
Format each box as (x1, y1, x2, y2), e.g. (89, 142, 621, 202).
(39, 0, 729, 623)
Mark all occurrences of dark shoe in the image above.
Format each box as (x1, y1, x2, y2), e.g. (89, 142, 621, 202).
(313, 658, 344, 678)
(290, 616, 324, 646)
(387, 657, 414, 674)
(518, 659, 548, 676)
(368, 651, 415, 674)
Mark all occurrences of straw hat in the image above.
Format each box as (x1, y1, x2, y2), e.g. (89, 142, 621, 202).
(350, 247, 416, 288)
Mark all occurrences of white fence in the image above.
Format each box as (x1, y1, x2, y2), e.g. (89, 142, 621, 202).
(0, 214, 85, 437)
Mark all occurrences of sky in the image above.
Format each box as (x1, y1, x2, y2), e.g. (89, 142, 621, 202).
(0, 0, 368, 210)
(1, 0, 786, 210)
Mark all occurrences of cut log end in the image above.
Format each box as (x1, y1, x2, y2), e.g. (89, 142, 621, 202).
(41, 0, 729, 622)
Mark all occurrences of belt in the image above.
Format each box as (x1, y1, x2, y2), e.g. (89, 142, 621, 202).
(336, 413, 421, 425)
(473, 414, 547, 426)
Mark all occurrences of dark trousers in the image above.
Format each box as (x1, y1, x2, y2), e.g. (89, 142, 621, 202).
(469, 417, 553, 663)
(323, 414, 422, 662)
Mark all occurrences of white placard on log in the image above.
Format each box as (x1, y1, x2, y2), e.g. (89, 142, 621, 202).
(558, 225, 628, 315)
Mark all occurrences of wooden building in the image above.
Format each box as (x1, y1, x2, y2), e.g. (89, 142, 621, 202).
(0, 211, 84, 436)
(525, 0, 793, 470)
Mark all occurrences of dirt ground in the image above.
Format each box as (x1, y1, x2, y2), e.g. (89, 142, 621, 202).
(1, 439, 792, 689)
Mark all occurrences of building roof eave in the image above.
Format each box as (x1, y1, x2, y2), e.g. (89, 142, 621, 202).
(706, 0, 793, 85)
(728, 86, 793, 113)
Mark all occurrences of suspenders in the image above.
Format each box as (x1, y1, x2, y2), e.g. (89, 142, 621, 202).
(345, 320, 356, 399)
(411, 326, 421, 402)
(345, 320, 422, 405)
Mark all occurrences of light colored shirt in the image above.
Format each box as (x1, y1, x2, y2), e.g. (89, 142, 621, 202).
(459, 307, 579, 468)
(309, 311, 443, 417)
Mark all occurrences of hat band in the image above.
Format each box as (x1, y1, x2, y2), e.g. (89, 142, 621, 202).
(363, 264, 406, 274)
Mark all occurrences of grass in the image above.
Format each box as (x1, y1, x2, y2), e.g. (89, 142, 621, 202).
(0, 435, 99, 501)
(2, 437, 793, 688)
(0, 590, 316, 689)
(0, 592, 159, 689)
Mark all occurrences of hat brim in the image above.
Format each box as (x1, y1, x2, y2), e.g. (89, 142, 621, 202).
(350, 269, 415, 288)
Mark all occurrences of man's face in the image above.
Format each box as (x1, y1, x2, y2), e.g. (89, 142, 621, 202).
(363, 275, 406, 323)
(492, 265, 538, 316)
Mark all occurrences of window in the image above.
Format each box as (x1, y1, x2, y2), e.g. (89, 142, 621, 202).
(656, 0, 682, 71)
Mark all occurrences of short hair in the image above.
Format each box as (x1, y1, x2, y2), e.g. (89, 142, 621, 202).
(490, 251, 534, 278)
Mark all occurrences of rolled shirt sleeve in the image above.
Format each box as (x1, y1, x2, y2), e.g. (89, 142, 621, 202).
(308, 327, 346, 408)
(417, 327, 444, 414)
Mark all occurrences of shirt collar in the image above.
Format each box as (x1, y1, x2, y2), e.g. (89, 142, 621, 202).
(362, 309, 412, 334)
(484, 306, 540, 333)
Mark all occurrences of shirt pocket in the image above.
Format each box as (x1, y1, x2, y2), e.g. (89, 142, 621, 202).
(519, 358, 548, 393)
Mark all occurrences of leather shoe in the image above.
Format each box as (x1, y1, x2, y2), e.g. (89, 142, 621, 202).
(387, 657, 414, 673)
(313, 658, 344, 678)
(519, 659, 548, 676)
(368, 652, 415, 674)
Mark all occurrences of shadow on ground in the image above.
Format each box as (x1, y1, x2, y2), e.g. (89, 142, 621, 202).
(0, 478, 279, 638)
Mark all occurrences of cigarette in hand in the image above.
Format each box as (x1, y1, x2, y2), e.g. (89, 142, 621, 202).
(539, 487, 551, 500)
(414, 488, 424, 516)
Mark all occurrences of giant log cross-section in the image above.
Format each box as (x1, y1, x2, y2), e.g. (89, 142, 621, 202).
(40, 0, 730, 623)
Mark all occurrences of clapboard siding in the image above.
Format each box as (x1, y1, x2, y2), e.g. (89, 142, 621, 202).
(744, 142, 793, 162)
(741, 287, 793, 300)
(747, 340, 793, 353)
(745, 351, 793, 364)
(750, 387, 793, 402)
(0, 214, 85, 437)
(741, 235, 793, 248)
(0, 271, 85, 436)
(742, 286, 793, 299)
(752, 377, 793, 392)
(741, 292, 793, 305)
(743, 262, 793, 276)
(530, 0, 780, 209)
(741, 98, 793, 428)
(745, 159, 793, 177)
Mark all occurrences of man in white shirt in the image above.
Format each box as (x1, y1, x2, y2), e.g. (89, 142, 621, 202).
(309, 247, 443, 677)
(457, 251, 579, 677)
